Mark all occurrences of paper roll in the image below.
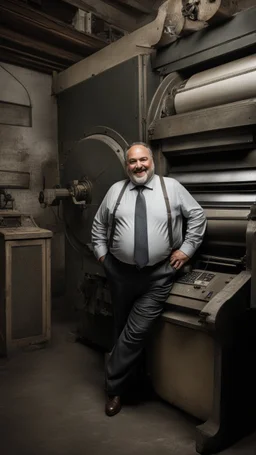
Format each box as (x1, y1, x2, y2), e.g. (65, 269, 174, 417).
(174, 54, 256, 114)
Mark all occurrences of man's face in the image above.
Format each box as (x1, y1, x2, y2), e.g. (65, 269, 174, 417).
(126, 145, 155, 185)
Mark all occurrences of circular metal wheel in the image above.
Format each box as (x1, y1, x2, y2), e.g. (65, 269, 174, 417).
(62, 132, 127, 253)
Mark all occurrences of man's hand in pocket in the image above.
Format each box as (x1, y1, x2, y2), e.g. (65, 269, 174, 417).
(170, 250, 189, 270)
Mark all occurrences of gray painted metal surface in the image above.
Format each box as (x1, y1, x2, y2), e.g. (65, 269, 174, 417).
(58, 57, 142, 145)
(150, 98, 256, 140)
(152, 7, 256, 74)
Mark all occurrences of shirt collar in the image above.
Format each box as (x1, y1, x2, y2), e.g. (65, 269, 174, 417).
(129, 174, 156, 191)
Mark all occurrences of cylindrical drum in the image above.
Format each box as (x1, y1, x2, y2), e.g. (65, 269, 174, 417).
(202, 209, 249, 258)
(174, 54, 256, 114)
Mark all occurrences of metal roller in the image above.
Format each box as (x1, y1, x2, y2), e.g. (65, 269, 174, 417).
(174, 54, 256, 114)
(204, 208, 249, 248)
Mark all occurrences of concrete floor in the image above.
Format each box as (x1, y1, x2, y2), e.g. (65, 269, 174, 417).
(1, 310, 256, 455)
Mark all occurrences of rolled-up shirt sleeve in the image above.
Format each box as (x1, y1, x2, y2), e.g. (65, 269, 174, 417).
(177, 182, 207, 258)
(91, 192, 110, 260)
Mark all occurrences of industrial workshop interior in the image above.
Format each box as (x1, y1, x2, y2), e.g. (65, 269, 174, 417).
(1, 0, 256, 454)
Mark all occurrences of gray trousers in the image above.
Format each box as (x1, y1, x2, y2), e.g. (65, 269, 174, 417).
(103, 253, 176, 396)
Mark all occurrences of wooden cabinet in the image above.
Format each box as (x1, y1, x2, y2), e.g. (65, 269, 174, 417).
(0, 227, 52, 356)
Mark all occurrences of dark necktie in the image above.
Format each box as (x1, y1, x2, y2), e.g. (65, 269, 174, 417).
(134, 186, 149, 268)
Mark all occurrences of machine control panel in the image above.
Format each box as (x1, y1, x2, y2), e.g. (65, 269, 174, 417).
(177, 271, 215, 286)
(166, 269, 236, 311)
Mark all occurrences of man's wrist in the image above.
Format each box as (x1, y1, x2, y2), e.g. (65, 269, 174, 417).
(94, 246, 108, 261)
(179, 244, 194, 258)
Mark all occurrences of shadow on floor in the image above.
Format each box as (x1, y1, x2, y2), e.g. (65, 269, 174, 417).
(0, 308, 256, 455)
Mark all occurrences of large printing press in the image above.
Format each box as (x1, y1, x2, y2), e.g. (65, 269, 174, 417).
(40, 3, 256, 454)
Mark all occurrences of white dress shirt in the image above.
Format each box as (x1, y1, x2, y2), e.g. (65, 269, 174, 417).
(91, 174, 207, 265)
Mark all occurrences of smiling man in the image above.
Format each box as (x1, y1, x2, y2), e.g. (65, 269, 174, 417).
(91, 142, 206, 416)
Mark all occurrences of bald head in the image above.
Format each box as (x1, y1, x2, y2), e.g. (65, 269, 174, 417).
(124, 142, 153, 162)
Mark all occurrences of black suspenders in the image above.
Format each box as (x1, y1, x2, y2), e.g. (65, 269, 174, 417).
(108, 180, 129, 248)
(159, 175, 173, 249)
(108, 176, 173, 249)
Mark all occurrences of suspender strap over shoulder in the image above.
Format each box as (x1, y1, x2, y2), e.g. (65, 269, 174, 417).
(159, 175, 173, 249)
(108, 176, 173, 250)
(108, 180, 129, 248)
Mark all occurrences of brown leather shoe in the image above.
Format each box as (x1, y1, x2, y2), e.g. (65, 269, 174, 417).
(105, 395, 121, 417)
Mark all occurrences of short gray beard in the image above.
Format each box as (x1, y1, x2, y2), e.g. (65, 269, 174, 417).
(127, 163, 155, 185)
